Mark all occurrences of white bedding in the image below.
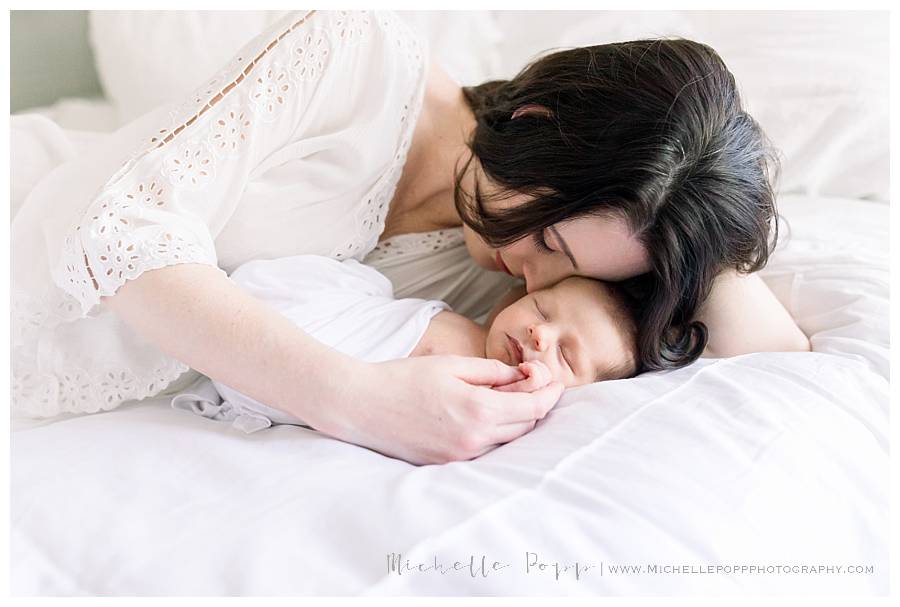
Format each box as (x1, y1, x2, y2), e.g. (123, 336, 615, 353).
(9, 111, 889, 595)
(9, 10, 889, 596)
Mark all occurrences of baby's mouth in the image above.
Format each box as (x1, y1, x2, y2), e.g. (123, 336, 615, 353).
(505, 333, 524, 364)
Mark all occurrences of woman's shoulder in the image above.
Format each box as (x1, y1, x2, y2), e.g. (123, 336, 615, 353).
(278, 10, 426, 85)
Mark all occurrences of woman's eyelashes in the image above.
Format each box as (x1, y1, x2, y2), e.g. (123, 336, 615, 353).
(533, 229, 554, 254)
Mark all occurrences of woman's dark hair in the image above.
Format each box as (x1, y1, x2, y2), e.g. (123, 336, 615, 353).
(453, 38, 780, 372)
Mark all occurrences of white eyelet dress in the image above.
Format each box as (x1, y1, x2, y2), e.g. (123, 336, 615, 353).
(363, 227, 523, 325)
(10, 10, 429, 419)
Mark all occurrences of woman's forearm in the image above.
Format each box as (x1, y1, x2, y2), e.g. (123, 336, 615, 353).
(697, 270, 810, 358)
(100, 263, 359, 433)
(97, 263, 564, 465)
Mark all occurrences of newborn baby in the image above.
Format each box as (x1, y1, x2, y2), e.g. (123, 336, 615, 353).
(410, 275, 638, 392)
(171, 255, 638, 433)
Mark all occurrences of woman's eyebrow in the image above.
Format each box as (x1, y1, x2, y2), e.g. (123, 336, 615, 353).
(549, 225, 579, 270)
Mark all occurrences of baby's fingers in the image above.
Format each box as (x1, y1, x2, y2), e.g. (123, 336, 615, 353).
(520, 360, 552, 387)
(492, 362, 551, 393)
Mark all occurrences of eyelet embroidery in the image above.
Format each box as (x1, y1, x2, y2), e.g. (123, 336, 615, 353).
(248, 61, 292, 122)
(330, 16, 426, 261)
(290, 31, 331, 81)
(97, 370, 138, 408)
(162, 138, 217, 190)
(89, 196, 134, 238)
(11, 292, 48, 348)
(11, 368, 59, 418)
(148, 230, 212, 264)
(17, 10, 426, 419)
(57, 370, 96, 413)
(208, 106, 251, 157)
(11, 337, 192, 418)
(95, 234, 144, 282)
(364, 228, 465, 264)
(128, 179, 168, 209)
(334, 11, 372, 46)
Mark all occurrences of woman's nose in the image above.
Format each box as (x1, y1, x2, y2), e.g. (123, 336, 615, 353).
(523, 259, 568, 293)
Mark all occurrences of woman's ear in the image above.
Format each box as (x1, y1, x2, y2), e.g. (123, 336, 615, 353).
(511, 104, 553, 120)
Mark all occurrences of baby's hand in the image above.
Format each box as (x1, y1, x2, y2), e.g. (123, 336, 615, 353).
(492, 360, 553, 393)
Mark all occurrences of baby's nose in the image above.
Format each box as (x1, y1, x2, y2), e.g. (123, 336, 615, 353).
(527, 324, 551, 352)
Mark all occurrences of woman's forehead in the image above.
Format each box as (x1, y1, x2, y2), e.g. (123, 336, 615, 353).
(555, 215, 651, 281)
(477, 170, 651, 280)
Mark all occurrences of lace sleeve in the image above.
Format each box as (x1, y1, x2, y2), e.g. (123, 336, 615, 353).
(52, 10, 372, 315)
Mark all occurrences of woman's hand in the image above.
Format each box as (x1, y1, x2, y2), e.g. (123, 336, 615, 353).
(320, 355, 564, 466)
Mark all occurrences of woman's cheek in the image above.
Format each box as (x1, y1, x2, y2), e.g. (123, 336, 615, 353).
(462, 226, 495, 270)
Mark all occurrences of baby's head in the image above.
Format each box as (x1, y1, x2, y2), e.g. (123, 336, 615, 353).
(485, 277, 638, 388)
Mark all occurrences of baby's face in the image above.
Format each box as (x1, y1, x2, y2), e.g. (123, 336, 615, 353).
(485, 277, 635, 388)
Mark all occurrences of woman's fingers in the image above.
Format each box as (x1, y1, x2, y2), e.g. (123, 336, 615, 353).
(479, 380, 565, 425)
(464, 421, 538, 462)
(490, 419, 539, 445)
(492, 379, 531, 393)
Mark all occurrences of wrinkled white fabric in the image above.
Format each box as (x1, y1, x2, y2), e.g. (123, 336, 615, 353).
(171, 255, 450, 432)
(11, 10, 429, 418)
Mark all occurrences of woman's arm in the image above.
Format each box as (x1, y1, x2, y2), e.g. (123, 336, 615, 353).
(102, 263, 563, 465)
(696, 269, 810, 358)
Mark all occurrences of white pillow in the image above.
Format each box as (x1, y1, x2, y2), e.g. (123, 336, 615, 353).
(555, 11, 889, 202)
(88, 11, 287, 125)
(88, 10, 502, 126)
(396, 11, 503, 85)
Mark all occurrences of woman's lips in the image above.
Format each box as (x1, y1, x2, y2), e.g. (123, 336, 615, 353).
(506, 333, 524, 364)
(495, 251, 512, 275)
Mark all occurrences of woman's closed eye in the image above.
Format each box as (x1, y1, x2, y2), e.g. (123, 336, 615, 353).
(534, 227, 579, 271)
(533, 229, 554, 254)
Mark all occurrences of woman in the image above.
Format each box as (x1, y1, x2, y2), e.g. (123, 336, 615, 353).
(10, 10, 807, 465)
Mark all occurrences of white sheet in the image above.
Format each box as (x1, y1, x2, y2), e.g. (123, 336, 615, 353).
(9, 188, 889, 595)
(9, 93, 889, 595)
